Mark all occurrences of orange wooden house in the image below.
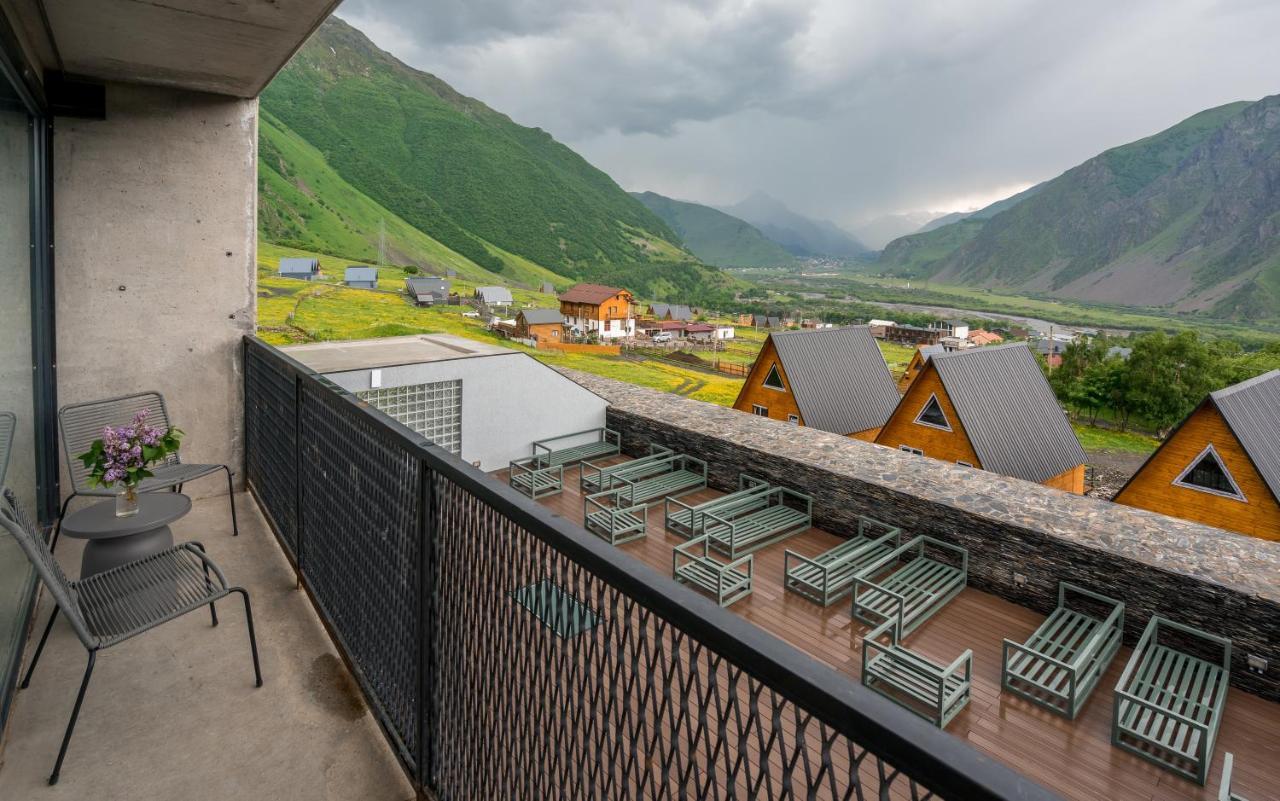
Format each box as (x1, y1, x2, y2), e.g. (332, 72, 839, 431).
(558, 283, 635, 339)
(513, 308, 565, 345)
(875, 343, 1088, 493)
(732, 326, 901, 441)
(898, 344, 944, 392)
(1114, 369, 1280, 541)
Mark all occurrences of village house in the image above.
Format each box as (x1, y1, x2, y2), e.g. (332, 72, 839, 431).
(559, 283, 636, 339)
(513, 308, 565, 345)
(884, 323, 941, 347)
(406, 276, 451, 306)
(475, 286, 514, 308)
(967, 329, 1004, 347)
(867, 319, 896, 338)
(898, 344, 945, 393)
(875, 343, 1088, 493)
(931, 319, 970, 339)
(343, 266, 378, 289)
(1034, 337, 1071, 368)
(1114, 369, 1280, 540)
(732, 326, 901, 441)
(539, 281, 556, 294)
(278, 257, 319, 281)
(649, 303, 693, 322)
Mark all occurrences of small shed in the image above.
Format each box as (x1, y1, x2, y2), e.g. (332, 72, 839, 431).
(406, 277, 451, 306)
(475, 286, 514, 307)
(344, 266, 378, 289)
(515, 308, 565, 344)
(279, 257, 319, 281)
(540, 281, 556, 294)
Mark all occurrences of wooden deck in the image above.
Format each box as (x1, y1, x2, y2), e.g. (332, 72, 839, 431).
(494, 458, 1279, 801)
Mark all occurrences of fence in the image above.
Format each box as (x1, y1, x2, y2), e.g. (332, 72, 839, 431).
(242, 335, 1056, 801)
(539, 341, 621, 355)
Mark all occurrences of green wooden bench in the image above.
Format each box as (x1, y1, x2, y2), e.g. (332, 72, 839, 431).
(1112, 616, 1231, 786)
(663, 474, 770, 539)
(783, 517, 902, 606)
(508, 459, 565, 499)
(852, 536, 967, 637)
(1219, 753, 1250, 801)
(861, 616, 972, 728)
(672, 535, 753, 607)
(1001, 582, 1124, 719)
(531, 427, 620, 467)
(583, 490, 649, 545)
(611, 454, 707, 508)
(579, 445, 673, 493)
(701, 487, 812, 558)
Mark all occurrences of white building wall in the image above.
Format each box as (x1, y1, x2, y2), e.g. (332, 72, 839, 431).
(322, 353, 608, 471)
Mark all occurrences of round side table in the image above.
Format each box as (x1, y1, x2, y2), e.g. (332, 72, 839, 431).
(60, 493, 192, 579)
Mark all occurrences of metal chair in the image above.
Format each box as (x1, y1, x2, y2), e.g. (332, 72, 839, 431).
(54, 392, 238, 551)
(1, 489, 262, 785)
(0, 410, 13, 488)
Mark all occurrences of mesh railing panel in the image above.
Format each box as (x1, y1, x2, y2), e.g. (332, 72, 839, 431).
(299, 382, 421, 766)
(429, 474, 936, 801)
(244, 345, 299, 554)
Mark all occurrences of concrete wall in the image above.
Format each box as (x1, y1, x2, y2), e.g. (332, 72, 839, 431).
(324, 354, 608, 471)
(54, 83, 257, 498)
(558, 367, 1280, 703)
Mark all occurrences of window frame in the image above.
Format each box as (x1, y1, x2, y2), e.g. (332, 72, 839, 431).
(751, 404, 769, 417)
(898, 445, 924, 456)
(761, 362, 786, 392)
(1172, 443, 1247, 502)
(787, 414, 799, 424)
(912, 392, 952, 431)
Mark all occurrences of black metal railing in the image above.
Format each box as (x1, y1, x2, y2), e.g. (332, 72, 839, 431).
(242, 336, 1057, 801)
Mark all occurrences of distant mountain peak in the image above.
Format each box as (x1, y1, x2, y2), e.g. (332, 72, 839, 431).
(720, 194, 870, 259)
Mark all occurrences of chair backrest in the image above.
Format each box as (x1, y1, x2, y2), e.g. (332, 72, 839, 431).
(1, 489, 95, 648)
(59, 392, 179, 492)
(0, 411, 14, 489)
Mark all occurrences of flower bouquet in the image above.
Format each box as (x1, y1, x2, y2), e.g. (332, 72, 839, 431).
(77, 410, 183, 517)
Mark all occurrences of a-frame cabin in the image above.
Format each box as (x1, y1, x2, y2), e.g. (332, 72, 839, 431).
(875, 343, 1087, 492)
(1114, 369, 1280, 540)
(732, 326, 901, 441)
(898, 344, 945, 392)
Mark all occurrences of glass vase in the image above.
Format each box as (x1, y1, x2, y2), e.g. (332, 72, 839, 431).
(115, 485, 140, 518)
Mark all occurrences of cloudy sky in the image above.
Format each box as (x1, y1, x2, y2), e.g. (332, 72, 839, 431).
(336, 0, 1279, 231)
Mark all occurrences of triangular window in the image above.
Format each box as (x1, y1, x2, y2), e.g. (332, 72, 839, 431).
(762, 363, 785, 390)
(1173, 444, 1246, 501)
(914, 393, 951, 431)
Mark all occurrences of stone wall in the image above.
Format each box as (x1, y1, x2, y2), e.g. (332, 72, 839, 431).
(559, 369, 1280, 701)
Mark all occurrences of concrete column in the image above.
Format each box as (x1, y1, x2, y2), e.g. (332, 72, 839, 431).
(54, 82, 257, 497)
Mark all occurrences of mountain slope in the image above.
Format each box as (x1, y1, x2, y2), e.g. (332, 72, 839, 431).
(631, 191, 794, 267)
(720, 193, 871, 258)
(879, 100, 1280, 323)
(260, 16, 685, 278)
(881, 182, 1047, 269)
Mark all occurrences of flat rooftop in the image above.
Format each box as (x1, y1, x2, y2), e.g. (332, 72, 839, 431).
(282, 334, 513, 373)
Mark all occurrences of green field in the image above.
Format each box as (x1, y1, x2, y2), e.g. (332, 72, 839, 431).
(1071, 423, 1160, 455)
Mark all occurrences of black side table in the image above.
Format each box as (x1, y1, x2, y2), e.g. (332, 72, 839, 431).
(60, 493, 192, 578)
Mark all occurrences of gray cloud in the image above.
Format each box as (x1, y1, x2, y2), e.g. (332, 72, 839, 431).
(336, 0, 1280, 227)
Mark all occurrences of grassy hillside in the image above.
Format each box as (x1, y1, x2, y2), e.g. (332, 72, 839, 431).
(261, 17, 685, 278)
(632, 191, 794, 268)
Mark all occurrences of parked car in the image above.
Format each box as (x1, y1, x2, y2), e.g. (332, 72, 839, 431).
(652, 332, 673, 343)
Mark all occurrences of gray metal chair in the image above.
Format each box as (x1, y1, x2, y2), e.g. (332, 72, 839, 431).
(1, 489, 261, 785)
(54, 392, 238, 550)
(0, 410, 13, 488)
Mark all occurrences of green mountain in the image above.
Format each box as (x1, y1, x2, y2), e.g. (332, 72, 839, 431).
(259, 16, 688, 281)
(631, 191, 794, 267)
(720, 193, 871, 258)
(880, 99, 1280, 323)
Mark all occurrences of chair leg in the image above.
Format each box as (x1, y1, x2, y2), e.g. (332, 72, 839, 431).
(50, 493, 76, 554)
(223, 465, 240, 536)
(232, 587, 262, 687)
(21, 606, 59, 689)
(190, 542, 219, 626)
(49, 651, 96, 786)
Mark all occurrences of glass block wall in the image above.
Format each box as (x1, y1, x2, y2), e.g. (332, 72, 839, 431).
(358, 380, 462, 454)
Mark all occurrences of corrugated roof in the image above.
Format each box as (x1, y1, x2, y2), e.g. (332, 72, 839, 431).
(279, 257, 317, 274)
(768, 326, 900, 435)
(1211, 369, 1280, 501)
(406, 277, 449, 295)
(651, 303, 692, 320)
(919, 344, 945, 363)
(476, 286, 514, 304)
(931, 343, 1085, 483)
(559, 283, 626, 304)
(344, 266, 378, 282)
(520, 308, 564, 325)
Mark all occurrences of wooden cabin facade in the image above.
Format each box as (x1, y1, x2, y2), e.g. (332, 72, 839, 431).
(1114, 370, 1280, 540)
(898, 344, 944, 393)
(559, 283, 635, 339)
(732, 326, 900, 441)
(875, 344, 1087, 493)
(514, 308, 565, 345)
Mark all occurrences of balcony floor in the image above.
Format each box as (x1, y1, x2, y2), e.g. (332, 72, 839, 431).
(498, 458, 1280, 801)
(0, 493, 414, 801)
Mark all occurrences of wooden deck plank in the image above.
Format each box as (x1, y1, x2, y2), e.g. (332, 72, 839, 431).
(493, 462, 1280, 800)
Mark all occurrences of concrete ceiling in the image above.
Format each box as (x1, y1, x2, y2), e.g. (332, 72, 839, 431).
(19, 0, 342, 97)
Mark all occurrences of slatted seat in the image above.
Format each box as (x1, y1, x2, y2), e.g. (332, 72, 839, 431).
(532, 427, 620, 468)
(672, 535, 753, 607)
(784, 516, 902, 606)
(583, 490, 649, 545)
(702, 487, 812, 558)
(861, 616, 972, 729)
(1112, 616, 1231, 786)
(663, 474, 770, 539)
(1002, 582, 1124, 719)
(610, 454, 707, 507)
(852, 536, 967, 637)
(579, 445, 673, 493)
(508, 459, 564, 499)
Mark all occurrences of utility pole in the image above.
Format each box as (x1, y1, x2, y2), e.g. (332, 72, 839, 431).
(378, 218, 386, 267)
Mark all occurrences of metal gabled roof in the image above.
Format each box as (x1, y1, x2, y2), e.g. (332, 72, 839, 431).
(279, 257, 318, 274)
(767, 326, 900, 435)
(520, 308, 564, 325)
(931, 343, 1086, 484)
(344, 266, 378, 282)
(1211, 369, 1280, 502)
